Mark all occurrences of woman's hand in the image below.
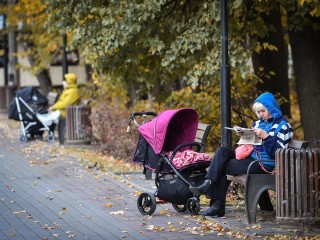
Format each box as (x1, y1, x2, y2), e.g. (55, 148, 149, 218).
(234, 125, 244, 136)
(253, 128, 269, 139)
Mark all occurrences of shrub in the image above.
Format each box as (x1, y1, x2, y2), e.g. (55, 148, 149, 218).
(91, 102, 137, 162)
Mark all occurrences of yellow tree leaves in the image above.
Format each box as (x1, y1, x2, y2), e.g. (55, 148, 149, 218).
(1, 0, 62, 74)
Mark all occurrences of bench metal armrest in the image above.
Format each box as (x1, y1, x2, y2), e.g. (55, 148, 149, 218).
(246, 160, 274, 176)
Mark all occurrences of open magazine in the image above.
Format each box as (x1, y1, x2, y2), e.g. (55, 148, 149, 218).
(225, 126, 262, 145)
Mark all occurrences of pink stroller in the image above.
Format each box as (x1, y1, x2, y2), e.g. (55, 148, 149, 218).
(127, 108, 211, 215)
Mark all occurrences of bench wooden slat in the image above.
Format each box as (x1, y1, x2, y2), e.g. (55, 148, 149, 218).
(227, 175, 246, 185)
(47, 92, 59, 106)
(288, 139, 308, 149)
(194, 123, 212, 153)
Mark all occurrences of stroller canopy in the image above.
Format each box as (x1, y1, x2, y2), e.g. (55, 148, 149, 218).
(8, 86, 48, 120)
(139, 108, 199, 154)
(15, 87, 48, 105)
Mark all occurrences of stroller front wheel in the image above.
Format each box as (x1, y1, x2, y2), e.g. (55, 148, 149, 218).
(47, 133, 55, 143)
(172, 203, 186, 212)
(186, 198, 200, 215)
(137, 192, 156, 216)
(20, 135, 28, 143)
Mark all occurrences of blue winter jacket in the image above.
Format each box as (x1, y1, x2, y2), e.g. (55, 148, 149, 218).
(250, 92, 293, 169)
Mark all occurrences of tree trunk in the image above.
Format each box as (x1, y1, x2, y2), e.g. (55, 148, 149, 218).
(8, 30, 19, 88)
(289, 25, 320, 142)
(251, 4, 290, 117)
(36, 69, 52, 96)
(28, 53, 52, 96)
(24, 43, 52, 96)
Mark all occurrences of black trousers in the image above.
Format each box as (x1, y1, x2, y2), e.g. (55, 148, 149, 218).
(48, 119, 66, 144)
(58, 119, 66, 144)
(205, 147, 265, 203)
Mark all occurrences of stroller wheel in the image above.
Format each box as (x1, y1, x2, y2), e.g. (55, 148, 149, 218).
(47, 133, 55, 143)
(186, 198, 200, 215)
(209, 198, 214, 207)
(20, 135, 28, 143)
(137, 192, 156, 216)
(172, 203, 186, 212)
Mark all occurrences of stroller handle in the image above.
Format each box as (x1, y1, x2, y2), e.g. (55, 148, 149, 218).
(169, 142, 202, 160)
(130, 111, 157, 120)
(127, 111, 158, 134)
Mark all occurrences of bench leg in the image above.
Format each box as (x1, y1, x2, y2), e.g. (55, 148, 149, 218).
(58, 119, 66, 144)
(245, 174, 275, 224)
(258, 190, 274, 211)
(145, 168, 153, 180)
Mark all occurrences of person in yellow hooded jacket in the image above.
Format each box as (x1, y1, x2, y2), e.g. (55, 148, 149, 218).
(48, 73, 80, 144)
(49, 73, 80, 119)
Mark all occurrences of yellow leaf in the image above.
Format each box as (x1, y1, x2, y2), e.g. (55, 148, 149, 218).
(299, 0, 305, 6)
(310, 8, 317, 17)
(159, 209, 167, 215)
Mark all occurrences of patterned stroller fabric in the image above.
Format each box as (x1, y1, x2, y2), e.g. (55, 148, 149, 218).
(168, 150, 211, 170)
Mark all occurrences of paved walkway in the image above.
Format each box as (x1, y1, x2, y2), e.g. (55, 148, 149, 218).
(0, 114, 319, 240)
(0, 116, 241, 240)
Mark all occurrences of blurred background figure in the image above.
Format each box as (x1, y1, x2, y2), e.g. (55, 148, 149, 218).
(49, 73, 80, 144)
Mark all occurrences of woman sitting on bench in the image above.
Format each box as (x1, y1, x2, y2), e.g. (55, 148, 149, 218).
(189, 92, 294, 217)
(48, 73, 80, 144)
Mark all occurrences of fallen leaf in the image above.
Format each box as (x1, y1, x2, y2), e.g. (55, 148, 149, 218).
(13, 210, 27, 214)
(100, 196, 110, 199)
(110, 210, 125, 215)
(159, 209, 167, 215)
(146, 225, 155, 231)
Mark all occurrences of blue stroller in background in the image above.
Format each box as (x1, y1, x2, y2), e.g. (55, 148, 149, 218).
(8, 87, 55, 142)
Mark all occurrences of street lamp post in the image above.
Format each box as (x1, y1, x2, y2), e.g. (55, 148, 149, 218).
(220, 0, 231, 148)
(62, 34, 68, 80)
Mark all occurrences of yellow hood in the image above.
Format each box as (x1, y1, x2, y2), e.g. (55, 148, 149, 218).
(64, 73, 77, 85)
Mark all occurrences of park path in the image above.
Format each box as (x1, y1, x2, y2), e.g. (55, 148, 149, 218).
(0, 116, 236, 240)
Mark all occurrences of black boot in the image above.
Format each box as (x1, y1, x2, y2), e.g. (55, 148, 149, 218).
(189, 179, 211, 195)
(199, 200, 225, 217)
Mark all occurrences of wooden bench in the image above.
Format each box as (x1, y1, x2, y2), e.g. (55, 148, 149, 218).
(145, 122, 212, 180)
(227, 139, 308, 224)
(194, 123, 212, 153)
(47, 91, 59, 106)
(62, 99, 92, 145)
